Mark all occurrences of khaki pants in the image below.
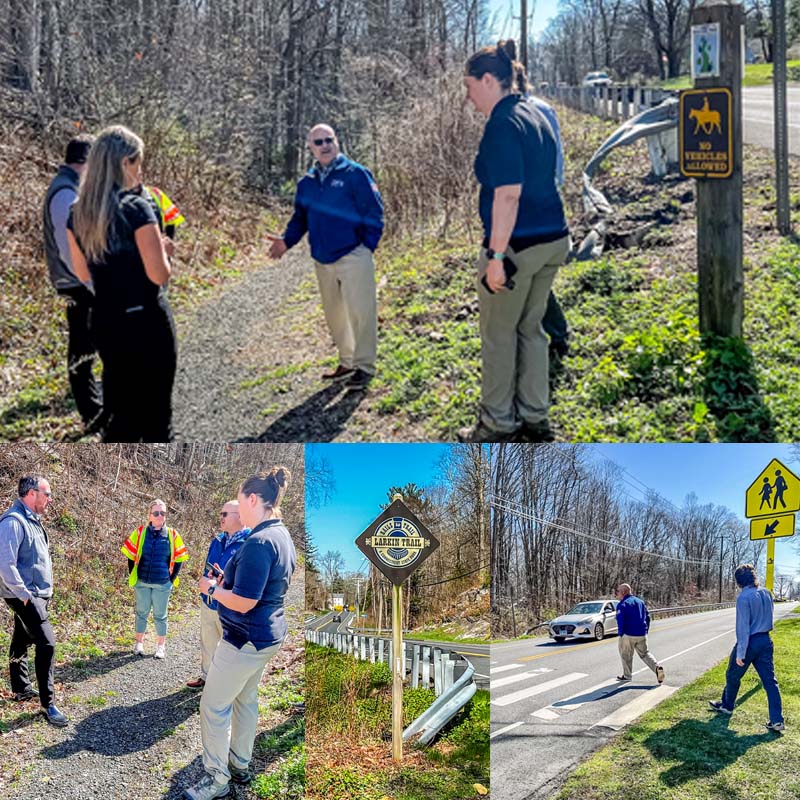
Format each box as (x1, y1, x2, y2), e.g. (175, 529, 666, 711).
(199, 602, 223, 680)
(478, 236, 570, 432)
(314, 244, 377, 375)
(618, 634, 659, 679)
(200, 638, 282, 784)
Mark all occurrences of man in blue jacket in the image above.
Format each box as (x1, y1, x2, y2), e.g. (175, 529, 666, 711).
(268, 124, 384, 390)
(709, 564, 784, 731)
(186, 500, 251, 689)
(614, 583, 665, 683)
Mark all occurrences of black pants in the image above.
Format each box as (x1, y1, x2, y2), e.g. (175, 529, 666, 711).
(60, 286, 103, 427)
(93, 303, 177, 442)
(5, 597, 56, 707)
(542, 290, 569, 345)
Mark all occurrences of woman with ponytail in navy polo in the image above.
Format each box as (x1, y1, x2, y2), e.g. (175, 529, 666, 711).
(460, 40, 570, 444)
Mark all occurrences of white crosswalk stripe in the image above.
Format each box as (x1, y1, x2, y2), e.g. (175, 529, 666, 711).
(491, 672, 588, 707)
(491, 663, 529, 675)
(491, 668, 554, 689)
(591, 685, 679, 730)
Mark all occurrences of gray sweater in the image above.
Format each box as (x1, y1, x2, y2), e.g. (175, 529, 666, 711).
(0, 498, 54, 602)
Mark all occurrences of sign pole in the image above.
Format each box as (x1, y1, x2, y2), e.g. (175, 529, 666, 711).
(690, 1, 744, 337)
(766, 539, 775, 594)
(392, 581, 403, 762)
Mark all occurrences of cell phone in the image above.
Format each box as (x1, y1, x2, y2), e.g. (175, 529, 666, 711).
(481, 255, 517, 294)
(205, 562, 223, 578)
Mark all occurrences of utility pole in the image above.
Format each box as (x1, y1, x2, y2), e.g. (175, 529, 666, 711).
(520, 0, 528, 69)
(772, 0, 791, 234)
(718, 532, 724, 603)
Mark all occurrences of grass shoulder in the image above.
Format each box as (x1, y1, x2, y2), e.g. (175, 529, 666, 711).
(553, 614, 800, 800)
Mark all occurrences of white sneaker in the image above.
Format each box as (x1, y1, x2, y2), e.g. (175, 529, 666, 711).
(154, 644, 166, 659)
(133, 641, 144, 656)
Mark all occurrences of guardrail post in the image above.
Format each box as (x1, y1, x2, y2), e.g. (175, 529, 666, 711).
(444, 657, 455, 692)
(411, 645, 420, 688)
(612, 87, 620, 122)
(422, 646, 431, 687)
(622, 86, 630, 120)
(434, 647, 443, 695)
(379, 638, 385, 664)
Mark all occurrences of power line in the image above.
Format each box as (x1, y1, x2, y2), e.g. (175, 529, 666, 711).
(490, 493, 721, 567)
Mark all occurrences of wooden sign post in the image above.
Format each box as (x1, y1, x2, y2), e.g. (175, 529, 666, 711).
(685, 1, 744, 337)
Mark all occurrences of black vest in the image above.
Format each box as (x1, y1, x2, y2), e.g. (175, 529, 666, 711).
(43, 165, 81, 292)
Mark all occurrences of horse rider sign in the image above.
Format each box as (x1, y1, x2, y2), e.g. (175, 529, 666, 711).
(679, 87, 732, 178)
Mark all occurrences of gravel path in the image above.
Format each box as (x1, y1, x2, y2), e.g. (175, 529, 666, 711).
(6, 574, 304, 800)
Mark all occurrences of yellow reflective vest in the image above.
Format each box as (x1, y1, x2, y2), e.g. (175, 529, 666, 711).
(121, 525, 188, 587)
(145, 185, 186, 230)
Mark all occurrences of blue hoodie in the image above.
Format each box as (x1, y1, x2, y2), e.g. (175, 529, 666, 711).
(283, 154, 384, 264)
(616, 594, 651, 637)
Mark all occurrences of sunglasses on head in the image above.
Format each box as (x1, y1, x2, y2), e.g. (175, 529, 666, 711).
(313, 137, 334, 146)
(151, 510, 166, 517)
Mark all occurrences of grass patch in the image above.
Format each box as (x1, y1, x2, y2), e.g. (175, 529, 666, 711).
(554, 614, 800, 800)
(253, 715, 305, 799)
(660, 61, 800, 89)
(409, 628, 490, 644)
(305, 643, 489, 799)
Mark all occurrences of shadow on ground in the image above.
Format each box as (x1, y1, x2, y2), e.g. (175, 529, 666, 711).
(239, 383, 366, 442)
(700, 335, 775, 442)
(644, 689, 776, 787)
(56, 650, 146, 686)
(40, 689, 200, 759)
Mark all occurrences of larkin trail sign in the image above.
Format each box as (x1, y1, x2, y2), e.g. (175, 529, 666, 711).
(355, 498, 439, 585)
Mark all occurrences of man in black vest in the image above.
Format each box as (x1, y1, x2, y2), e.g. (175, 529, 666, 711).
(0, 475, 69, 726)
(43, 135, 103, 433)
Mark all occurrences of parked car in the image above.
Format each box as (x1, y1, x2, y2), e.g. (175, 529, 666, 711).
(548, 599, 618, 642)
(582, 70, 612, 87)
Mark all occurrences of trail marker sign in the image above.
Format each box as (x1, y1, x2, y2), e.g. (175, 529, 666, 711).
(749, 513, 795, 542)
(355, 498, 439, 585)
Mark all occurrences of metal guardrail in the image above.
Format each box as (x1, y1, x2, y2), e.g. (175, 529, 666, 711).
(546, 84, 677, 122)
(305, 628, 478, 743)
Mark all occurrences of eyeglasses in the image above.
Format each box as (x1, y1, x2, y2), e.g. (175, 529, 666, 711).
(312, 137, 335, 146)
(220, 511, 237, 518)
(34, 489, 52, 498)
(151, 510, 166, 517)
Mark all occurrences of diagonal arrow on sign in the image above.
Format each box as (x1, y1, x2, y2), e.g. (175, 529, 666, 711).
(764, 520, 779, 536)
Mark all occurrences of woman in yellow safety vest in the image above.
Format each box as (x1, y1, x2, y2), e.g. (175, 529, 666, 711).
(121, 499, 188, 659)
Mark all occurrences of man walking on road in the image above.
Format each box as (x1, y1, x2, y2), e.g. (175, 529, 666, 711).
(0, 475, 69, 726)
(614, 583, 665, 684)
(709, 563, 784, 731)
(186, 501, 251, 689)
(267, 124, 384, 390)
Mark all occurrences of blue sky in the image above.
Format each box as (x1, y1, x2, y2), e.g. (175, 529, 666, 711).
(488, 0, 560, 39)
(306, 444, 456, 572)
(588, 444, 800, 578)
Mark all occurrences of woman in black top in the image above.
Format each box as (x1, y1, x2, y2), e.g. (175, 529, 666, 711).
(67, 125, 177, 442)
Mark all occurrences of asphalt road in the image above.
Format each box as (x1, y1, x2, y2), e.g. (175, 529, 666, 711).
(742, 85, 800, 154)
(490, 604, 797, 800)
(305, 612, 490, 687)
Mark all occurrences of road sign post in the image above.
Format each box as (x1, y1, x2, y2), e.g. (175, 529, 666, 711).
(686, 1, 744, 337)
(772, 0, 791, 235)
(744, 458, 799, 593)
(355, 494, 440, 763)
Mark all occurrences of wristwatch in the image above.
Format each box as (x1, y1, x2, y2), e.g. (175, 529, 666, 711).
(207, 582, 217, 596)
(486, 248, 506, 261)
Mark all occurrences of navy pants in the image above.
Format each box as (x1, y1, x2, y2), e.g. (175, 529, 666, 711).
(5, 597, 56, 707)
(542, 291, 569, 345)
(721, 631, 783, 724)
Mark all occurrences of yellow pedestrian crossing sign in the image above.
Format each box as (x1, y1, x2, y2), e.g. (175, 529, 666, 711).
(750, 513, 795, 541)
(745, 459, 800, 519)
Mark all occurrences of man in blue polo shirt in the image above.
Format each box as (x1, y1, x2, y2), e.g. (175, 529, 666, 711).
(614, 583, 665, 683)
(709, 564, 784, 731)
(186, 500, 251, 689)
(268, 124, 384, 390)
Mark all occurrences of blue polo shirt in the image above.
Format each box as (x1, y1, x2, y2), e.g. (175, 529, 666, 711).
(218, 518, 296, 650)
(201, 527, 251, 611)
(283, 154, 384, 264)
(474, 93, 568, 249)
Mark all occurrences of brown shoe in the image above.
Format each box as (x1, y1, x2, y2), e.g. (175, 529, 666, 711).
(186, 677, 206, 689)
(321, 365, 355, 381)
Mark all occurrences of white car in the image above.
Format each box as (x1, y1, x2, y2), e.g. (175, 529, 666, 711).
(548, 599, 618, 642)
(582, 71, 612, 87)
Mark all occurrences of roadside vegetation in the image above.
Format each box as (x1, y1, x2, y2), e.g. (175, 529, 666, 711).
(661, 60, 800, 89)
(553, 610, 800, 800)
(305, 643, 489, 800)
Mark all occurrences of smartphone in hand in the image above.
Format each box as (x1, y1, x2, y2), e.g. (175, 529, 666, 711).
(205, 562, 223, 579)
(481, 255, 517, 294)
